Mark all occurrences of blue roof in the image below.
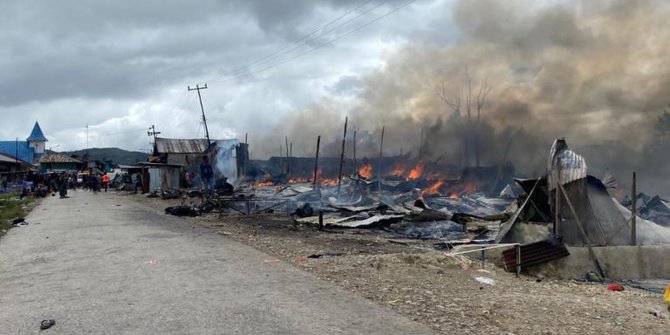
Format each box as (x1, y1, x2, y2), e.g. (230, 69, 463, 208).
(26, 121, 47, 142)
(0, 141, 35, 163)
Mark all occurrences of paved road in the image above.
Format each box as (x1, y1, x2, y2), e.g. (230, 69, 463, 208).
(0, 191, 434, 335)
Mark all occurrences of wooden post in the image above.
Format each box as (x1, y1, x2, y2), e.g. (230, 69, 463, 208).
(480, 246, 485, 269)
(285, 136, 289, 175)
(353, 129, 357, 172)
(313, 136, 321, 190)
(337, 117, 348, 198)
(378, 126, 385, 196)
(318, 210, 324, 231)
(554, 172, 561, 238)
(289, 142, 293, 180)
(515, 243, 521, 277)
(632, 171, 637, 246)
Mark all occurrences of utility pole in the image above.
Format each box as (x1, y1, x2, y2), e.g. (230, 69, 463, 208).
(86, 124, 89, 150)
(188, 84, 211, 149)
(148, 125, 161, 153)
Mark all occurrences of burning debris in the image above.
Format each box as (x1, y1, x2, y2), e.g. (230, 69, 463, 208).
(151, 134, 670, 281)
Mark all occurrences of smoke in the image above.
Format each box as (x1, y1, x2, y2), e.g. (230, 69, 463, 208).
(253, 0, 670, 193)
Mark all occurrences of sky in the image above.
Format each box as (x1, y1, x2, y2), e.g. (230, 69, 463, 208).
(2, 0, 670, 195)
(0, 0, 455, 153)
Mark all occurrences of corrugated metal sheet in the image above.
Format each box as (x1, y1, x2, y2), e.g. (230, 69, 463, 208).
(39, 153, 83, 164)
(155, 138, 209, 154)
(502, 239, 570, 272)
(148, 166, 180, 191)
(0, 152, 34, 167)
(547, 138, 587, 191)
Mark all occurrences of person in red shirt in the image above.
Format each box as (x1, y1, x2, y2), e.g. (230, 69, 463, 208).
(101, 172, 110, 192)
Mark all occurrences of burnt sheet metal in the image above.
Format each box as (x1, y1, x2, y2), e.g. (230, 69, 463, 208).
(515, 177, 551, 222)
(638, 195, 670, 227)
(559, 176, 630, 246)
(502, 239, 569, 272)
(547, 138, 587, 191)
(155, 138, 209, 154)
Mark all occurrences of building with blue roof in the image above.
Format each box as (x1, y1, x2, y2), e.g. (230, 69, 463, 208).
(0, 122, 48, 164)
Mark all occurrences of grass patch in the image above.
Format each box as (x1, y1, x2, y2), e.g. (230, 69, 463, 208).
(0, 192, 30, 238)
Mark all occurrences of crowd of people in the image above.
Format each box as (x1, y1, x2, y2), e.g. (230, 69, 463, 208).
(7, 170, 114, 199)
(4, 155, 220, 199)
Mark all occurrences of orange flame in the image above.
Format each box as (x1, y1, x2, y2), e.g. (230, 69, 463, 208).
(390, 163, 406, 177)
(255, 181, 274, 188)
(420, 180, 444, 198)
(358, 163, 373, 179)
(407, 162, 425, 180)
(448, 193, 459, 199)
(288, 177, 309, 184)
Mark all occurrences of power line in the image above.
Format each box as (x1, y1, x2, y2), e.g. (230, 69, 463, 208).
(210, 0, 383, 82)
(211, 0, 416, 83)
(214, 0, 391, 82)
(217, 0, 388, 77)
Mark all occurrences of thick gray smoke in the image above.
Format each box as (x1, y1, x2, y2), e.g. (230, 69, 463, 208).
(254, 0, 670, 195)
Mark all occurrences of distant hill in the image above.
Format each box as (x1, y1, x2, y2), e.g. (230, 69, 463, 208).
(60, 148, 148, 165)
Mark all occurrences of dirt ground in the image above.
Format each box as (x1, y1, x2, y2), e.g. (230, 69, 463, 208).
(136, 193, 669, 335)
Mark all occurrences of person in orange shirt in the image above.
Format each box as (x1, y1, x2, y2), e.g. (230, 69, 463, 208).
(101, 172, 110, 192)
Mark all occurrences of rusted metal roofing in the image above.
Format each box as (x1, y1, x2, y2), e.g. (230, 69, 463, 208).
(155, 138, 209, 154)
(39, 153, 83, 164)
(502, 239, 570, 272)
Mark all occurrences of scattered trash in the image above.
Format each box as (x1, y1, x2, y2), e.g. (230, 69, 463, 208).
(40, 319, 55, 330)
(216, 231, 230, 236)
(294, 203, 314, 218)
(307, 252, 344, 259)
(294, 256, 308, 263)
(664, 283, 670, 303)
(263, 259, 281, 264)
(474, 276, 496, 286)
(149, 258, 159, 265)
(584, 271, 604, 282)
(535, 273, 546, 282)
(648, 310, 663, 319)
(165, 206, 199, 217)
(12, 217, 25, 224)
(607, 283, 625, 291)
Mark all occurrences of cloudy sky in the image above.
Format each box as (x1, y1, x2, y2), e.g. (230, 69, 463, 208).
(0, 0, 457, 153)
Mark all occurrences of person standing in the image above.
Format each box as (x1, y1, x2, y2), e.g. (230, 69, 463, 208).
(101, 172, 110, 192)
(200, 156, 214, 196)
(133, 172, 144, 194)
(58, 172, 68, 198)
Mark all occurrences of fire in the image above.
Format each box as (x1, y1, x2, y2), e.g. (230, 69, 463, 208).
(288, 177, 309, 184)
(420, 180, 444, 198)
(448, 193, 459, 199)
(407, 162, 425, 180)
(321, 178, 339, 186)
(255, 181, 274, 188)
(311, 169, 339, 186)
(390, 163, 406, 177)
(358, 163, 373, 179)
